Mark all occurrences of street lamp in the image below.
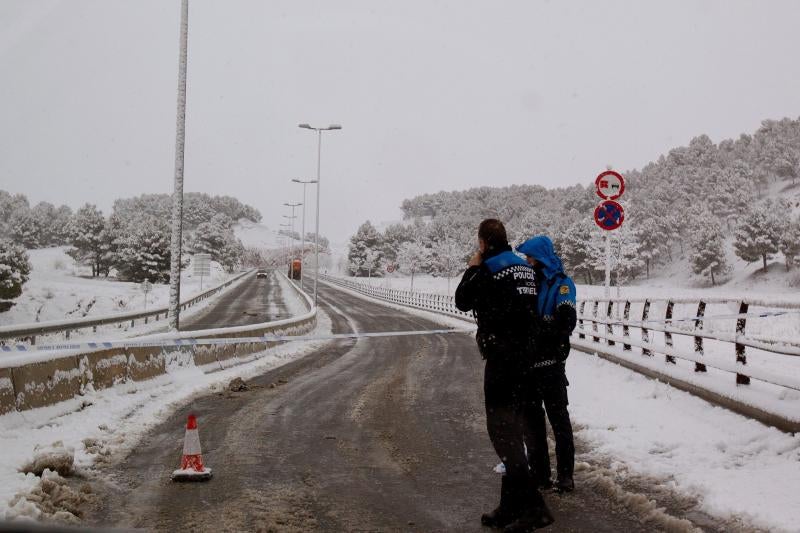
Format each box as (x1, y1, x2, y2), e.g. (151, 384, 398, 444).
(298, 123, 342, 306)
(279, 223, 291, 271)
(291, 178, 318, 290)
(283, 203, 301, 281)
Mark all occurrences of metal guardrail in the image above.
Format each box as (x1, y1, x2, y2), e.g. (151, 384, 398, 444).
(0, 269, 254, 346)
(319, 274, 474, 321)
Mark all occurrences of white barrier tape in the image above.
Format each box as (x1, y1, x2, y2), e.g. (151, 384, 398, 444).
(1, 328, 476, 353)
(593, 310, 800, 327)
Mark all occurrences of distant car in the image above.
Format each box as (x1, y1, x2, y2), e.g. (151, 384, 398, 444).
(256, 269, 268, 278)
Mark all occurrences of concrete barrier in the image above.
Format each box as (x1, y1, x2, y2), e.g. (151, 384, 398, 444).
(11, 355, 82, 411)
(0, 274, 316, 414)
(0, 368, 15, 415)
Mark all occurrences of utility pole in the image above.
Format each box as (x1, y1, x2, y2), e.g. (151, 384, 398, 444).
(168, 0, 189, 331)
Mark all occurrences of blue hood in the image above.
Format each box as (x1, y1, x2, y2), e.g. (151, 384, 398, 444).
(516, 235, 564, 280)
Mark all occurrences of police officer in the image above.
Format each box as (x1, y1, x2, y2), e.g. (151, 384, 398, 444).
(455, 219, 554, 532)
(516, 235, 577, 493)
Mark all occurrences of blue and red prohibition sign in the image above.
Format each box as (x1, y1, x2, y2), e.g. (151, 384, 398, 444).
(594, 200, 625, 231)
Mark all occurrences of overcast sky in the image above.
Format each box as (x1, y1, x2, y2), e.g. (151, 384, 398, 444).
(2, 0, 800, 243)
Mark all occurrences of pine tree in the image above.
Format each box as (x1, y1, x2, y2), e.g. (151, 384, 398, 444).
(9, 208, 42, 248)
(116, 223, 172, 282)
(347, 221, 381, 276)
(733, 206, 783, 272)
(67, 204, 108, 277)
(690, 212, 729, 285)
(779, 219, 800, 269)
(0, 239, 31, 300)
(397, 241, 431, 292)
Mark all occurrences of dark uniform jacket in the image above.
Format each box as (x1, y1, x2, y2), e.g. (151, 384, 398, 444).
(455, 244, 540, 361)
(516, 236, 577, 363)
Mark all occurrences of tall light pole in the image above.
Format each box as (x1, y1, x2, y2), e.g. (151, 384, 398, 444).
(168, 0, 189, 331)
(283, 203, 301, 280)
(291, 178, 317, 291)
(298, 123, 341, 306)
(279, 223, 291, 272)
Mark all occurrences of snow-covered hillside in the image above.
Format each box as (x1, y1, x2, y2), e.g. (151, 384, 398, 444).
(234, 219, 300, 250)
(0, 247, 232, 326)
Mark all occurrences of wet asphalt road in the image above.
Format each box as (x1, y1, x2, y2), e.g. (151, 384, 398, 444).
(180, 271, 291, 331)
(86, 279, 718, 532)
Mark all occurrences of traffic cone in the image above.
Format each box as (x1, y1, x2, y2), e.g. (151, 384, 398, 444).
(171, 414, 213, 481)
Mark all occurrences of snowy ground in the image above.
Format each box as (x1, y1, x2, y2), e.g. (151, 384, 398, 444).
(568, 352, 800, 533)
(0, 281, 325, 524)
(1, 247, 236, 327)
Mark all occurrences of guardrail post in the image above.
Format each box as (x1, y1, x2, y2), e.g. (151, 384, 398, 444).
(622, 301, 631, 351)
(694, 301, 707, 372)
(578, 302, 586, 339)
(606, 300, 615, 346)
(641, 300, 651, 356)
(592, 301, 600, 343)
(735, 302, 750, 385)
(665, 301, 675, 364)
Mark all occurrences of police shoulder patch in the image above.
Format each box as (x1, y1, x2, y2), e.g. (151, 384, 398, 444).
(559, 285, 570, 295)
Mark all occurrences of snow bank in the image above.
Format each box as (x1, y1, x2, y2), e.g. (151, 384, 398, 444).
(0, 310, 335, 523)
(568, 352, 800, 532)
(0, 247, 237, 327)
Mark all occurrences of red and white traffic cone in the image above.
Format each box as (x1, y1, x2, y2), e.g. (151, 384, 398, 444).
(171, 414, 213, 481)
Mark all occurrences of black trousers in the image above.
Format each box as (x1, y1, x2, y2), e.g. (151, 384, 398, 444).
(524, 364, 575, 481)
(484, 356, 530, 482)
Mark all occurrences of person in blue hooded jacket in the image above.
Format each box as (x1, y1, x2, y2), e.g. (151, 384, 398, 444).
(516, 235, 577, 493)
(456, 219, 554, 531)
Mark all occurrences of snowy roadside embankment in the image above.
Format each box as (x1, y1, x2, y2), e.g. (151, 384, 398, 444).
(568, 352, 800, 533)
(0, 247, 236, 327)
(0, 309, 334, 523)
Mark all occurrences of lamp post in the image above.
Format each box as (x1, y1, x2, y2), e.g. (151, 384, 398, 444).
(298, 123, 341, 306)
(283, 203, 301, 280)
(279, 223, 291, 272)
(291, 178, 318, 291)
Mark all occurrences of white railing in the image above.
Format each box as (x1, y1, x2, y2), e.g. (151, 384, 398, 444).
(319, 274, 473, 321)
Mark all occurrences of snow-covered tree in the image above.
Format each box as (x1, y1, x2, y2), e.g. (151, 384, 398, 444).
(0, 239, 31, 300)
(189, 214, 244, 272)
(364, 248, 382, 278)
(733, 206, 783, 272)
(690, 212, 730, 285)
(779, 219, 800, 270)
(560, 219, 602, 284)
(67, 204, 111, 277)
(610, 225, 645, 284)
(115, 222, 172, 282)
(347, 221, 382, 276)
(397, 241, 431, 292)
(8, 208, 42, 248)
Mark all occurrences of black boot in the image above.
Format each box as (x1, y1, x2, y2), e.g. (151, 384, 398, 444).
(555, 475, 574, 493)
(482, 475, 519, 528)
(502, 478, 554, 532)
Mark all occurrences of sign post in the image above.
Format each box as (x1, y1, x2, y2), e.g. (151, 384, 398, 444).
(193, 253, 211, 291)
(594, 171, 626, 298)
(141, 280, 153, 312)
